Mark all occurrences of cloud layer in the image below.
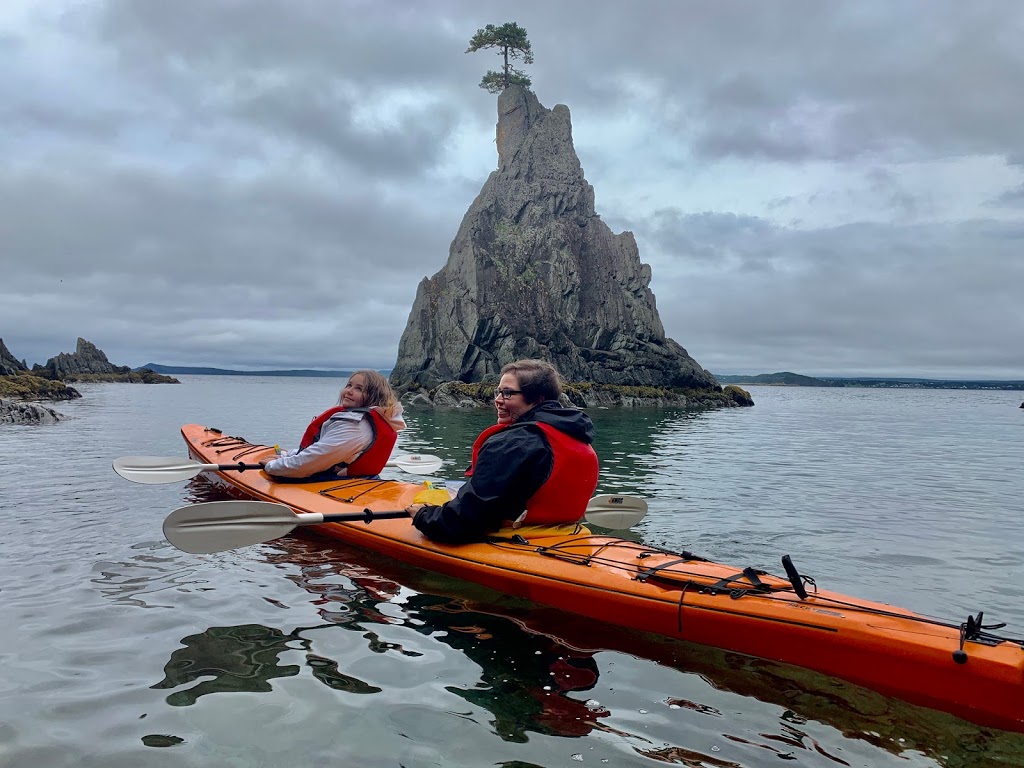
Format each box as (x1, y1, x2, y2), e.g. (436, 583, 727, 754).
(3, 1, 1022, 377)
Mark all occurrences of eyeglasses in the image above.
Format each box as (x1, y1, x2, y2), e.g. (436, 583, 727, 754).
(493, 388, 523, 400)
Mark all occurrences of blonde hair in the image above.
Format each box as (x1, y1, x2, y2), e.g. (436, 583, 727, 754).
(339, 369, 397, 409)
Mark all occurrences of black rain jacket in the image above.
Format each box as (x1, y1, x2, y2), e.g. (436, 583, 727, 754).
(412, 401, 596, 544)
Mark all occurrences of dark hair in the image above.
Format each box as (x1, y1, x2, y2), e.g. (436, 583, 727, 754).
(500, 359, 561, 404)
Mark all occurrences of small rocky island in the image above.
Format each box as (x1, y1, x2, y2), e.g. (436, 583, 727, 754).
(0, 337, 177, 424)
(389, 86, 751, 410)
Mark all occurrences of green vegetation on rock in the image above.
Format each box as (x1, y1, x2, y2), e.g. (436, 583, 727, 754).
(410, 380, 753, 410)
(0, 374, 81, 401)
(467, 22, 534, 94)
(58, 369, 179, 384)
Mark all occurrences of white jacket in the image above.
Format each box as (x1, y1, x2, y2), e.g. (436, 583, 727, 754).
(263, 402, 406, 479)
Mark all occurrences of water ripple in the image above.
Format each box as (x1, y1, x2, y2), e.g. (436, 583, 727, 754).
(2, 379, 1023, 767)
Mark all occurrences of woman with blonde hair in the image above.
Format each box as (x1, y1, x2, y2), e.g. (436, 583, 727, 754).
(262, 369, 406, 480)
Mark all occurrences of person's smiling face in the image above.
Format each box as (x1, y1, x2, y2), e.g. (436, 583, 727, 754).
(340, 373, 368, 408)
(494, 372, 533, 424)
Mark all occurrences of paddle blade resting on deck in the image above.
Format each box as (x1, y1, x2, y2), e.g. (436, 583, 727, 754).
(386, 453, 444, 475)
(583, 494, 648, 529)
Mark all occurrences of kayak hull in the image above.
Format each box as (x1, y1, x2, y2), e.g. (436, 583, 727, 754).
(181, 423, 1024, 732)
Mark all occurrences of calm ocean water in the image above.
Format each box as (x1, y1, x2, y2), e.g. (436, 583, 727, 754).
(1, 377, 1022, 767)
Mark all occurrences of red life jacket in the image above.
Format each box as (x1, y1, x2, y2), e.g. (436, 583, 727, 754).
(467, 421, 599, 525)
(298, 406, 398, 476)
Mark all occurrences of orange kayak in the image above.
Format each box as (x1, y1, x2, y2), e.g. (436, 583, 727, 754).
(181, 423, 1024, 732)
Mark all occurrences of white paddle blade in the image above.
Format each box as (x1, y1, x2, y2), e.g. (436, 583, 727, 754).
(114, 456, 211, 484)
(163, 500, 308, 554)
(386, 453, 443, 475)
(584, 494, 648, 529)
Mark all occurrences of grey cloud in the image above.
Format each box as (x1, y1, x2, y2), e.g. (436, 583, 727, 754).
(5, 103, 127, 144)
(3, 0, 1023, 378)
(0, 156, 460, 368)
(521, 1, 1024, 163)
(228, 82, 462, 178)
(93, 0, 473, 85)
(988, 184, 1024, 208)
(632, 209, 1024, 377)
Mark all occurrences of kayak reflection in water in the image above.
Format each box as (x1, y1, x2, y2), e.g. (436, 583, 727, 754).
(406, 359, 599, 543)
(261, 370, 406, 481)
(404, 593, 607, 740)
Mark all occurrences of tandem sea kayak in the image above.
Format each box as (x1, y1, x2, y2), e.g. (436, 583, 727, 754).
(177, 423, 1024, 733)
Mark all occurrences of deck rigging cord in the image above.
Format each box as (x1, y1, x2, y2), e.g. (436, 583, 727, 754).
(478, 533, 1024, 649)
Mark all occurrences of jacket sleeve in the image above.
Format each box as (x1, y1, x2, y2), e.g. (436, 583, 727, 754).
(263, 414, 372, 478)
(413, 426, 552, 543)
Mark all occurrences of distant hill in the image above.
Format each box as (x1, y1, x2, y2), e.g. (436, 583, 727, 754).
(138, 363, 360, 378)
(715, 372, 1024, 391)
(715, 372, 832, 386)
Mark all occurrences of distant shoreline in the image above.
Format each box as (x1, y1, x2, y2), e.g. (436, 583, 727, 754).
(136, 364, 1023, 390)
(715, 372, 1024, 391)
(136, 363, 367, 378)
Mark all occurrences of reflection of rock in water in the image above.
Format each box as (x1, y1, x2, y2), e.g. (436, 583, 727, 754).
(306, 654, 381, 694)
(151, 624, 300, 706)
(141, 734, 185, 748)
(151, 540, 421, 707)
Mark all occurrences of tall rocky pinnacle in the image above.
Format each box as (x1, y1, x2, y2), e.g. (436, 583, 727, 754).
(390, 86, 719, 392)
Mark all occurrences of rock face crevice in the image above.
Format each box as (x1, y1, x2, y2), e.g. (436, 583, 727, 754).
(390, 86, 718, 392)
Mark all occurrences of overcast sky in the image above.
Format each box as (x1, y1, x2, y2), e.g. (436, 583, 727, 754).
(3, 1, 1023, 379)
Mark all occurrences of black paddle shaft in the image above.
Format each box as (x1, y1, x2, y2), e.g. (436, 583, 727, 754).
(322, 509, 412, 524)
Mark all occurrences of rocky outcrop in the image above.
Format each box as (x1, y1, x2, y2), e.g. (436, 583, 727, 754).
(413, 381, 753, 410)
(0, 398, 65, 424)
(0, 337, 82, 402)
(34, 338, 128, 379)
(29, 338, 178, 383)
(0, 338, 28, 376)
(0, 374, 81, 401)
(1, 337, 174, 402)
(390, 86, 720, 395)
(723, 385, 755, 407)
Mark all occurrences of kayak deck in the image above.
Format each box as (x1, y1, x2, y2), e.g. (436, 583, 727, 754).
(181, 423, 1024, 732)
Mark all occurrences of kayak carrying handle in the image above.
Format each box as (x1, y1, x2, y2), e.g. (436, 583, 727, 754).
(781, 555, 809, 600)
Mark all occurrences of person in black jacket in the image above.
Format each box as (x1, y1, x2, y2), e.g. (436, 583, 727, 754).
(406, 359, 599, 544)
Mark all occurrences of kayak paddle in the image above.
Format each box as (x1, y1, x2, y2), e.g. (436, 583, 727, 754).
(113, 452, 444, 484)
(384, 453, 444, 475)
(164, 494, 648, 554)
(584, 493, 649, 530)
